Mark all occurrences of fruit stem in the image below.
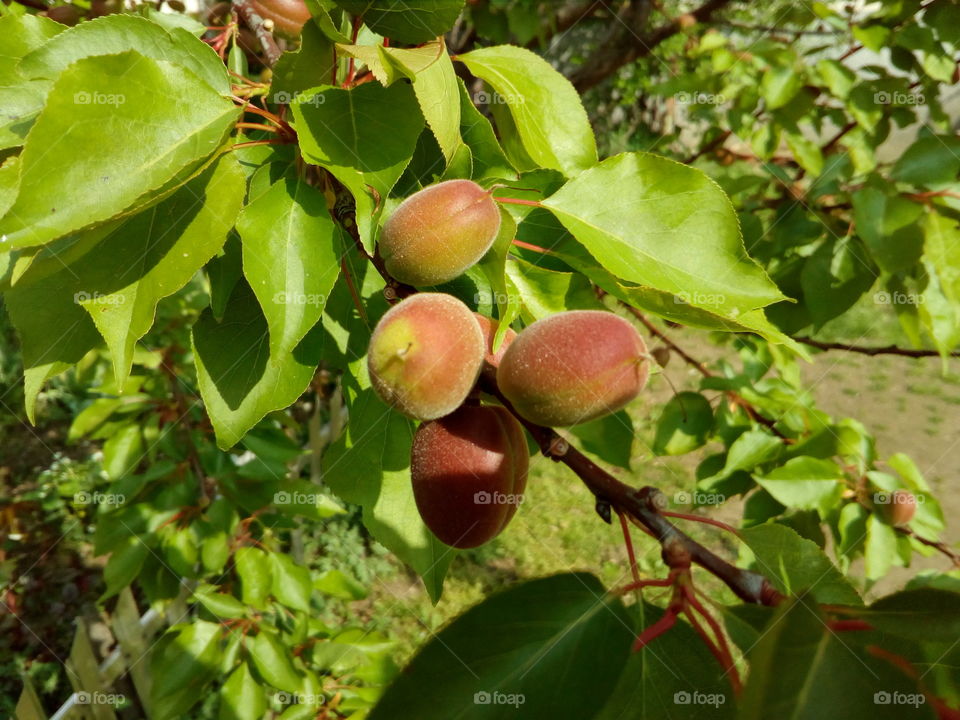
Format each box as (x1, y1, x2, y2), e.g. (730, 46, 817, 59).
(618, 511, 642, 585)
(494, 197, 543, 208)
(511, 239, 554, 254)
(660, 510, 741, 537)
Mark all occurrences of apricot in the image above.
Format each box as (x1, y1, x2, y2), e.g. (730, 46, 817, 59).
(474, 313, 517, 370)
(249, 0, 311, 37)
(411, 405, 528, 548)
(379, 180, 501, 287)
(367, 293, 484, 420)
(882, 490, 917, 526)
(497, 310, 649, 427)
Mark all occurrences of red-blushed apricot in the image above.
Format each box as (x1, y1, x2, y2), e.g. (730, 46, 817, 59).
(249, 0, 311, 37)
(497, 310, 649, 427)
(474, 313, 517, 369)
(883, 490, 917, 526)
(367, 293, 484, 420)
(379, 180, 501, 287)
(411, 405, 528, 549)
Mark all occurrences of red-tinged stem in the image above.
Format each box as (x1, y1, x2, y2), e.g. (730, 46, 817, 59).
(231, 139, 285, 149)
(340, 258, 369, 327)
(616, 576, 674, 594)
(618, 511, 641, 585)
(511, 239, 554, 254)
(829, 619, 873, 632)
(343, 16, 363, 87)
(685, 585, 742, 694)
(495, 197, 543, 208)
(661, 510, 741, 536)
(633, 606, 680, 651)
(237, 122, 279, 133)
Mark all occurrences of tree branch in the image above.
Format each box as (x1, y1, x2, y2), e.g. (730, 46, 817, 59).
(232, 0, 282, 66)
(794, 336, 960, 358)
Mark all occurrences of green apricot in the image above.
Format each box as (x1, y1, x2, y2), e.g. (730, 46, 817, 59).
(411, 404, 528, 549)
(367, 293, 484, 420)
(379, 180, 501, 287)
(497, 310, 649, 427)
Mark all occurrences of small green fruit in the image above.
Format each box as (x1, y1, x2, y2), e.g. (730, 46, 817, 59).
(379, 180, 501, 287)
(368, 293, 484, 420)
(497, 310, 649, 426)
(412, 404, 528, 548)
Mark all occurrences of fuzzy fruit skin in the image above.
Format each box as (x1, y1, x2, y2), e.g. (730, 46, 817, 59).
(497, 310, 648, 427)
(249, 0, 311, 36)
(368, 294, 484, 421)
(379, 180, 501, 287)
(474, 313, 517, 369)
(884, 490, 917, 526)
(411, 405, 528, 548)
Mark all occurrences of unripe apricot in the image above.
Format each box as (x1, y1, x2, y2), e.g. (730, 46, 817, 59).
(474, 313, 517, 369)
(249, 0, 311, 37)
(883, 490, 917, 526)
(368, 293, 484, 420)
(379, 180, 501, 287)
(411, 405, 528, 549)
(497, 310, 649, 427)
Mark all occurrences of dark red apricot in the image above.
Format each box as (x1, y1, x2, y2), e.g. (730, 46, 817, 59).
(379, 180, 501, 287)
(411, 405, 528, 549)
(367, 293, 484, 420)
(497, 310, 649, 427)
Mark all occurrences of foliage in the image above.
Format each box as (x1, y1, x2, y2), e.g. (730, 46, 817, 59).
(0, 0, 958, 718)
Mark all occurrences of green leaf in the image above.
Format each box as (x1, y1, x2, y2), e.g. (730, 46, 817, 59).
(271, 23, 336, 100)
(406, 44, 461, 163)
(852, 188, 924, 273)
(234, 546, 272, 609)
(238, 176, 341, 355)
(102, 535, 150, 600)
(761, 63, 801, 110)
(292, 81, 423, 251)
(754, 456, 844, 511)
(739, 594, 934, 720)
(314, 569, 368, 600)
(324, 391, 454, 603)
(194, 586, 249, 619)
(852, 24, 891, 52)
(151, 620, 222, 720)
(0, 15, 65, 78)
(784, 131, 824, 176)
(457, 78, 515, 181)
(568, 411, 633, 470)
(249, 631, 304, 694)
(855, 588, 960, 643)
(652, 391, 714, 456)
(864, 513, 898, 581)
(700, 429, 783, 487)
(457, 45, 596, 177)
(219, 661, 267, 720)
(18, 14, 230, 94)
(800, 236, 877, 329)
(0, 51, 239, 248)
(192, 281, 323, 449)
(333, 0, 465, 44)
(815, 58, 855, 98)
(102, 423, 143, 480)
(505, 256, 601, 318)
(542, 153, 786, 319)
(891, 135, 960, 187)
(596, 603, 734, 720)
(740, 523, 862, 605)
(88, 155, 244, 386)
(270, 553, 313, 612)
(369, 573, 632, 720)
(920, 210, 960, 358)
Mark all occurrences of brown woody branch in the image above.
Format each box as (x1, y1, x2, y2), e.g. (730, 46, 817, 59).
(232, 0, 282, 66)
(794, 336, 960, 359)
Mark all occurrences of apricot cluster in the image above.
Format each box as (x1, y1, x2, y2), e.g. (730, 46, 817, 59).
(366, 292, 649, 548)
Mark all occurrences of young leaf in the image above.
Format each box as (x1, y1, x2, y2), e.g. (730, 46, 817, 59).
(219, 661, 267, 720)
(652, 391, 714, 456)
(333, 0, 465, 44)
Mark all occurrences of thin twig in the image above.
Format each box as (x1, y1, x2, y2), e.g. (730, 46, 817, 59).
(794, 336, 960, 358)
